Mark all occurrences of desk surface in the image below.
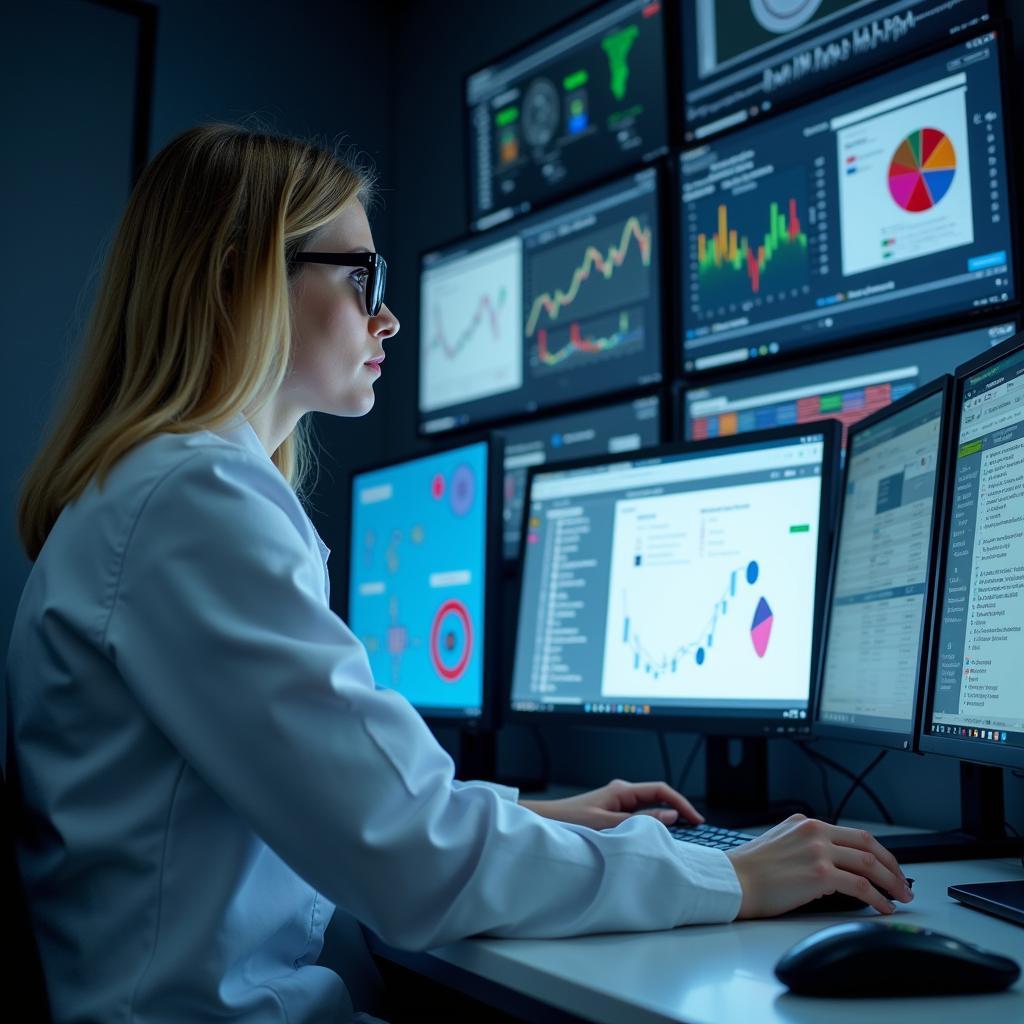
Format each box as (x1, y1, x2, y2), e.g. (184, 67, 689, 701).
(373, 835, 1024, 1023)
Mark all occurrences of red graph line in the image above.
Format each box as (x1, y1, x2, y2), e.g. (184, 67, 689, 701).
(536, 322, 606, 364)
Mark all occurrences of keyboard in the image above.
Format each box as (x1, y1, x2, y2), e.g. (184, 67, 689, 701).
(668, 823, 755, 850)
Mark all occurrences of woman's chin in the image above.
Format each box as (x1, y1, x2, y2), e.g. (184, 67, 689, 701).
(347, 389, 376, 417)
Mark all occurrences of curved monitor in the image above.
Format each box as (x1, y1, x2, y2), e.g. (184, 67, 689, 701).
(679, 30, 1015, 374)
(815, 376, 952, 750)
(509, 422, 840, 735)
(920, 330, 1024, 769)
(345, 439, 502, 726)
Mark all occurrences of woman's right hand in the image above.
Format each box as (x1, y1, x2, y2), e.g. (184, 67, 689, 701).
(725, 814, 914, 918)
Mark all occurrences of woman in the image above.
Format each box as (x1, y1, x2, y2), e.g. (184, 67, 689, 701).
(7, 125, 911, 1023)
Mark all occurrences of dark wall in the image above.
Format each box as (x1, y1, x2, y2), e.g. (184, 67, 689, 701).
(1, 0, 141, 652)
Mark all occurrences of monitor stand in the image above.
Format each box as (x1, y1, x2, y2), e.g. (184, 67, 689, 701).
(877, 763, 1024, 863)
(695, 737, 808, 829)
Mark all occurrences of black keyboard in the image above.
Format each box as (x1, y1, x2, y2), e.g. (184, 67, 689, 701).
(669, 823, 755, 850)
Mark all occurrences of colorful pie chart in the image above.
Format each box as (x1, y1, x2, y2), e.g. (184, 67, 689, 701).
(888, 128, 956, 213)
(750, 597, 774, 659)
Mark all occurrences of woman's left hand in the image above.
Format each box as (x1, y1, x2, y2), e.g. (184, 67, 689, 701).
(519, 778, 704, 830)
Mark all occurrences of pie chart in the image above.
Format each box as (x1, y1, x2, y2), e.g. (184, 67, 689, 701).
(888, 128, 956, 213)
(750, 597, 774, 659)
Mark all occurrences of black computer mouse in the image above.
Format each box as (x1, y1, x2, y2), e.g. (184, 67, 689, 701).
(775, 921, 1021, 997)
(788, 877, 914, 915)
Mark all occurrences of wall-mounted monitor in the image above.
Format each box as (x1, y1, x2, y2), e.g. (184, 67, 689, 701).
(420, 168, 663, 434)
(681, 0, 992, 142)
(466, 0, 670, 231)
(679, 31, 1015, 374)
(683, 320, 1017, 448)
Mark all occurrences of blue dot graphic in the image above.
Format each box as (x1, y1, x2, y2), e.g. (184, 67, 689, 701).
(746, 560, 759, 585)
(696, 647, 705, 666)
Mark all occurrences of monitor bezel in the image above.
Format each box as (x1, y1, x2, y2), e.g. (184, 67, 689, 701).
(504, 418, 842, 736)
(917, 328, 1024, 770)
(674, 23, 1021, 378)
(813, 374, 955, 752)
(462, 0, 677, 233)
(417, 165, 668, 437)
(342, 434, 505, 731)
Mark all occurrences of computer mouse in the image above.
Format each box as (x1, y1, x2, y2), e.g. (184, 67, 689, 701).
(775, 921, 1021, 997)
(788, 877, 914, 915)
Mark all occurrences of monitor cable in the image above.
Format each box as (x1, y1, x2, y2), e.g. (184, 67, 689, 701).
(795, 741, 894, 825)
(831, 749, 889, 825)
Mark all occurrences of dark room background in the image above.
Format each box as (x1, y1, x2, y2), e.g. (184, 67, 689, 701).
(3, 0, 1023, 856)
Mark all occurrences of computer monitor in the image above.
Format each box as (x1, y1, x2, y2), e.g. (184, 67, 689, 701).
(465, 0, 670, 231)
(921, 331, 1024, 769)
(496, 394, 662, 561)
(815, 376, 953, 753)
(898, 329, 1024, 865)
(345, 439, 502, 733)
(680, 0, 992, 142)
(679, 29, 1015, 374)
(509, 421, 840, 818)
(419, 167, 663, 435)
(683, 321, 1018, 449)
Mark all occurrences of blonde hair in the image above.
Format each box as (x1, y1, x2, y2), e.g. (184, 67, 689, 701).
(18, 124, 375, 561)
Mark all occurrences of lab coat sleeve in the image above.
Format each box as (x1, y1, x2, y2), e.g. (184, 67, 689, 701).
(105, 447, 741, 951)
(452, 779, 519, 802)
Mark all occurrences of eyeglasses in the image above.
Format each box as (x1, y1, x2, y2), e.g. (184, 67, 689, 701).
(290, 251, 387, 317)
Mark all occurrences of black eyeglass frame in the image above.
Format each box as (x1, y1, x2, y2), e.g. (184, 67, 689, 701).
(291, 251, 387, 317)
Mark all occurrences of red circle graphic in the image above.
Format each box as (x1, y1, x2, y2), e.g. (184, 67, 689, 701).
(429, 599, 473, 682)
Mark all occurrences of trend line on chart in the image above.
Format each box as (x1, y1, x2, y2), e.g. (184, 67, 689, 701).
(622, 559, 769, 677)
(697, 198, 806, 295)
(430, 287, 507, 361)
(536, 310, 641, 367)
(525, 217, 653, 337)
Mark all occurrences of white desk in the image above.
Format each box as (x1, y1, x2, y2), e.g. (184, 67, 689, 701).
(371, 851, 1024, 1023)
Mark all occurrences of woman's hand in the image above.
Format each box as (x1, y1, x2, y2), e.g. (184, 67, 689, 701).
(519, 778, 704, 831)
(726, 814, 914, 918)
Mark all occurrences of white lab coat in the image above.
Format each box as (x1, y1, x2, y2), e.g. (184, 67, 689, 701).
(5, 419, 741, 1023)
